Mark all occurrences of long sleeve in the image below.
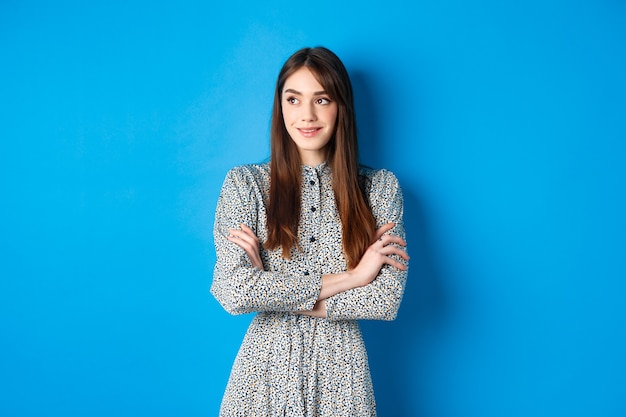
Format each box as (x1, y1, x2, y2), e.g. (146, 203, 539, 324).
(210, 166, 322, 315)
(324, 169, 408, 321)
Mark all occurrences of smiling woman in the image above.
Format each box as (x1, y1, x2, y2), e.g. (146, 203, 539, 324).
(210, 47, 409, 417)
(281, 68, 338, 166)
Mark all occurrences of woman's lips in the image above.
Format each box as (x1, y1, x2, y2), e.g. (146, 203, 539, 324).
(297, 127, 322, 137)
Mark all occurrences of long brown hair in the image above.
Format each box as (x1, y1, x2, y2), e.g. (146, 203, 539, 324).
(265, 47, 376, 269)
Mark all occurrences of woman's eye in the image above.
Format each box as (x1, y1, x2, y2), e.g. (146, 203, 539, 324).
(316, 98, 331, 105)
(286, 96, 299, 104)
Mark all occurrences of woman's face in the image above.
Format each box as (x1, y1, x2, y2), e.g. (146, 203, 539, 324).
(282, 67, 338, 166)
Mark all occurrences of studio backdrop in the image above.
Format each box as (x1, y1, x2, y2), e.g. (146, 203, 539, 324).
(1, 1, 625, 416)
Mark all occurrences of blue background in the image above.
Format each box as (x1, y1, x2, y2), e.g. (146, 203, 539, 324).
(2, 1, 625, 416)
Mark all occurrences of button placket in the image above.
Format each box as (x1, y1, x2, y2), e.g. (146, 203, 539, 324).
(309, 171, 320, 250)
(300, 165, 325, 279)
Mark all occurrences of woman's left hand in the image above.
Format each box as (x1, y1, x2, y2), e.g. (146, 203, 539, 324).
(227, 224, 264, 269)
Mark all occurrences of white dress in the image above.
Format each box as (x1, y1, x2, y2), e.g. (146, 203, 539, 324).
(211, 162, 407, 417)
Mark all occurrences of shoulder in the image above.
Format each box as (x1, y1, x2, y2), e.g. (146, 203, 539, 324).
(222, 163, 270, 187)
(359, 166, 401, 191)
(225, 162, 270, 181)
(219, 163, 270, 197)
(359, 166, 404, 222)
(215, 164, 269, 222)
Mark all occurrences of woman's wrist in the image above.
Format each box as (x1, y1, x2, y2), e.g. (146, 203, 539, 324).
(296, 300, 327, 318)
(319, 272, 354, 300)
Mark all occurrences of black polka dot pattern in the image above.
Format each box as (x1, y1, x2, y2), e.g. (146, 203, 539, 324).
(211, 162, 408, 416)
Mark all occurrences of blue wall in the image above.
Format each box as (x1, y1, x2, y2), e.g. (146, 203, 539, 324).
(2, 1, 625, 416)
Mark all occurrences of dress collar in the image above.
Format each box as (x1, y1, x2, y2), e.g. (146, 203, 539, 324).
(302, 161, 329, 176)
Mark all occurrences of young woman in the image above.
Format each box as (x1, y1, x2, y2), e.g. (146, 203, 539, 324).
(211, 46, 409, 417)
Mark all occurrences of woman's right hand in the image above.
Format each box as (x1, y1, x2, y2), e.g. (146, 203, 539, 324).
(227, 223, 264, 270)
(347, 222, 409, 288)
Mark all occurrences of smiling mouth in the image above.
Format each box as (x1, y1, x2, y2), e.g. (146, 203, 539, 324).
(297, 127, 322, 137)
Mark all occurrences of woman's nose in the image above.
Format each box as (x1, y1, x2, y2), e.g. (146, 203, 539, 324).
(300, 102, 317, 121)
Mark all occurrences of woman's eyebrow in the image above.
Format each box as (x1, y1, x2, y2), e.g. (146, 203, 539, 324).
(284, 88, 327, 95)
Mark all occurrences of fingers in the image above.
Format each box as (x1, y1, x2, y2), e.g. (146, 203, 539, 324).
(228, 225, 258, 250)
(228, 224, 258, 246)
(372, 222, 395, 243)
(230, 223, 257, 239)
(227, 224, 264, 268)
(239, 223, 255, 235)
(383, 255, 409, 271)
(376, 233, 406, 248)
(370, 233, 410, 269)
(382, 246, 410, 263)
